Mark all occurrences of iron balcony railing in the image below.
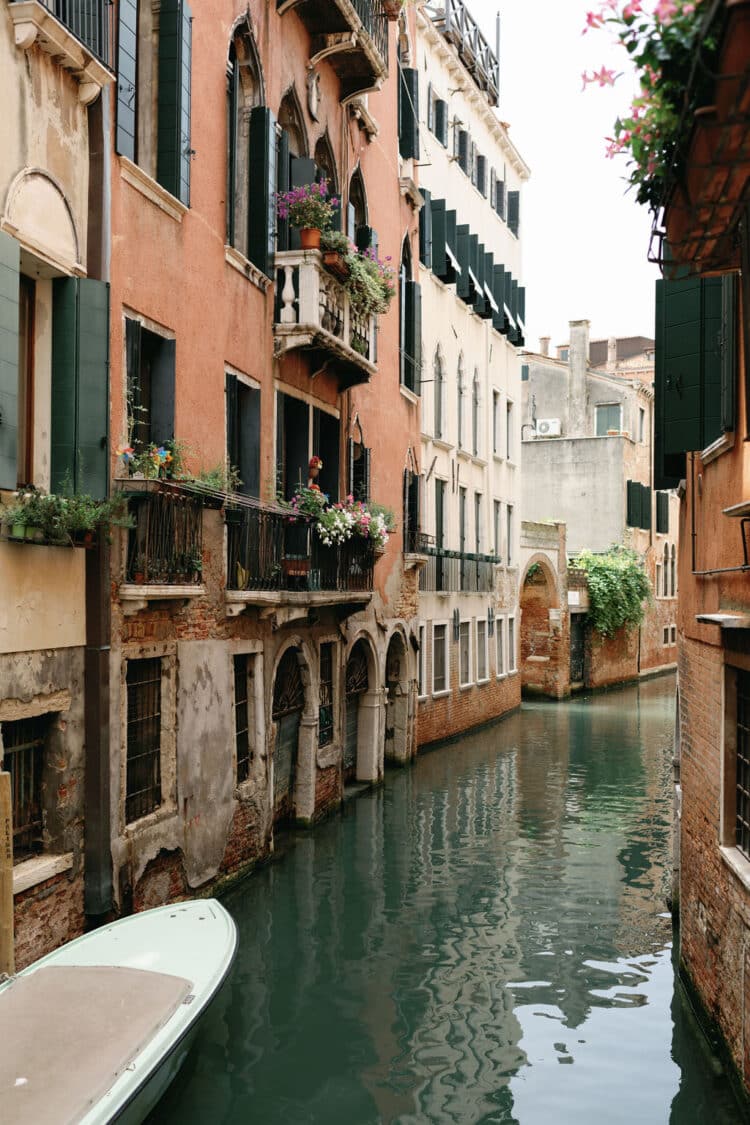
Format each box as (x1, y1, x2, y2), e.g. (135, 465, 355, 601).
(432, 0, 499, 107)
(361, 0, 388, 68)
(125, 487, 204, 585)
(419, 546, 498, 593)
(20, 0, 113, 67)
(227, 504, 374, 594)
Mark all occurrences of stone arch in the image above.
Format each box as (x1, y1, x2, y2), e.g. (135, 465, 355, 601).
(344, 632, 381, 784)
(384, 627, 412, 765)
(457, 352, 465, 450)
(348, 164, 368, 231)
(278, 85, 308, 156)
(227, 19, 264, 254)
(520, 554, 564, 699)
(314, 131, 338, 194)
(433, 345, 445, 438)
(3, 168, 81, 274)
(269, 638, 315, 825)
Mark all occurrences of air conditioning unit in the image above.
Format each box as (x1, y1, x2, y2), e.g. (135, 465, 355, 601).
(535, 418, 562, 437)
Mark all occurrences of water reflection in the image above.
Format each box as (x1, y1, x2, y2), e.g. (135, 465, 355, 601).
(152, 675, 746, 1123)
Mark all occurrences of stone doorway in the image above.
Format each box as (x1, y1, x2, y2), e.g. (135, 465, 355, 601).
(384, 632, 411, 765)
(272, 646, 305, 823)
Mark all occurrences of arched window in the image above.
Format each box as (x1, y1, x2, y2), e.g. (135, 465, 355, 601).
(315, 134, 338, 196)
(457, 357, 465, 450)
(348, 168, 367, 243)
(671, 544, 676, 597)
(226, 23, 263, 254)
(472, 369, 481, 456)
(434, 349, 444, 438)
(278, 88, 307, 157)
(663, 543, 669, 597)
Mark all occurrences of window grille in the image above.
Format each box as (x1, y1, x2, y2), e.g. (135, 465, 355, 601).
(2, 715, 47, 860)
(126, 658, 162, 823)
(736, 669, 750, 859)
(319, 643, 334, 747)
(234, 654, 251, 783)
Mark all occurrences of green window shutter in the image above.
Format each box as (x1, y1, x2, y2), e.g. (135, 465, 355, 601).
(476, 155, 487, 197)
(404, 281, 422, 393)
(507, 190, 520, 237)
(419, 189, 432, 269)
(426, 83, 433, 132)
(495, 178, 505, 220)
(457, 130, 469, 174)
(656, 491, 669, 534)
(492, 264, 505, 335)
(702, 275, 723, 445)
(654, 278, 685, 488)
(399, 68, 419, 160)
(275, 128, 290, 253)
(116, 0, 138, 160)
(226, 58, 238, 245)
(248, 106, 278, 279)
(626, 480, 641, 528)
(456, 224, 471, 304)
(660, 276, 703, 456)
(470, 235, 485, 316)
(640, 484, 651, 530)
(720, 272, 737, 434)
(435, 99, 448, 146)
(510, 279, 519, 344)
(0, 231, 19, 490)
(430, 198, 446, 278)
(157, 0, 192, 205)
(51, 279, 110, 499)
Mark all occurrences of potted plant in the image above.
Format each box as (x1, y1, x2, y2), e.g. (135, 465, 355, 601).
(275, 180, 339, 249)
(320, 230, 353, 281)
(345, 249, 396, 318)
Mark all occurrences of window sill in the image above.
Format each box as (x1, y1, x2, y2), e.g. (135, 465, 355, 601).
(224, 245, 272, 294)
(476, 675, 490, 685)
(120, 157, 188, 223)
(13, 852, 73, 896)
(471, 456, 487, 468)
(432, 437, 453, 452)
(431, 689, 450, 699)
(719, 845, 750, 892)
(400, 384, 420, 405)
(119, 583, 206, 616)
(496, 672, 507, 680)
(124, 804, 178, 837)
(702, 431, 735, 466)
(459, 681, 474, 691)
(493, 453, 505, 464)
(456, 448, 472, 461)
(317, 744, 339, 770)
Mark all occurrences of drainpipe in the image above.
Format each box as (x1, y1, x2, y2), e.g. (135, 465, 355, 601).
(84, 86, 113, 919)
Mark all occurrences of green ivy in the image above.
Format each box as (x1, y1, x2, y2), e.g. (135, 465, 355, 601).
(570, 547, 652, 637)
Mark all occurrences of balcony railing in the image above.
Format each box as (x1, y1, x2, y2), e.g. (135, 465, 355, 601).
(276, 0, 387, 99)
(432, 0, 499, 107)
(419, 547, 498, 593)
(275, 250, 377, 389)
(227, 504, 374, 594)
(125, 487, 203, 585)
(13, 0, 113, 67)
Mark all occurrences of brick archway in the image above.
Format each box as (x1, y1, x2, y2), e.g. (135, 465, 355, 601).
(519, 551, 569, 699)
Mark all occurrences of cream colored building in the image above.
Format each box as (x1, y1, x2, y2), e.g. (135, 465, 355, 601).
(412, 1, 529, 746)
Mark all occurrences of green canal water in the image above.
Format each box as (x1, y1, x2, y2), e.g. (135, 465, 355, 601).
(153, 675, 749, 1123)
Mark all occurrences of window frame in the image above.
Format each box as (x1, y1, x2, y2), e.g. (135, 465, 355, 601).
(458, 620, 473, 688)
(417, 623, 427, 700)
(506, 398, 515, 462)
(596, 402, 622, 437)
(507, 616, 517, 673)
(432, 621, 449, 696)
(495, 616, 506, 678)
(121, 646, 177, 832)
(476, 619, 489, 683)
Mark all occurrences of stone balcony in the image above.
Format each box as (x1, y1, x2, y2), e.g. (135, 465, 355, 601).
(10, 0, 114, 104)
(276, 0, 388, 100)
(274, 250, 377, 390)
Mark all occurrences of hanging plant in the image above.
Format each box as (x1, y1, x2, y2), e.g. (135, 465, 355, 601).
(570, 547, 652, 636)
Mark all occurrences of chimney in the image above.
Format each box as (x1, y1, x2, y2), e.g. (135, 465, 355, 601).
(607, 336, 617, 367)
(539, 336, 550, 357)
(568, 320, 590, 436)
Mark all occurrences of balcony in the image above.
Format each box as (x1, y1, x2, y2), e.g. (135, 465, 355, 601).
(419, 547, 498, 594)
(10, 0, 114, 105)
(277, 0, 388, 100)
(275, 250, 377, 390)
(431, 0, 499, 107)
(225, 502, 374, 620)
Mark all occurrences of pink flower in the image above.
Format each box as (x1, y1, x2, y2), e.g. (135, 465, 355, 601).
(622, 0, 642, 17)
(654, 0, 678, 21)
(582, 9, 604, 32)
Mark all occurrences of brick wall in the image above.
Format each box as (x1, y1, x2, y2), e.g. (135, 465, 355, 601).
(314, 764, 341, 817)
(418, 661, 520, 748)
(586, 624, 639, 688)
(520, 570, 570, 699)
(14, 873, 85, 970)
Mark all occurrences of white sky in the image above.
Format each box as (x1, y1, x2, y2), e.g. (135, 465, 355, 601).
(473, 0, 661, 350)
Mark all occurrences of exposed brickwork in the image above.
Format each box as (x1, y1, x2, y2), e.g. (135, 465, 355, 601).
(221, 796, 269, 875)
(586, 625, 639, 689)
(132, 850, 190, 912)
(520, 569, 569, 699)
(314, 764, 341, 818)
(418, 659, 520, 748)
(14, 873, 85, 970)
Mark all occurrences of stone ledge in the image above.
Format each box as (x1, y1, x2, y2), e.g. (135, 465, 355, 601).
(224, 245, 271, 293)
(13, 852, 73, 896)
(719, 845, 750, 893)
(119, 583, 206, 615)
(10, 1, 114, 104)
(120, 157, 188, 222)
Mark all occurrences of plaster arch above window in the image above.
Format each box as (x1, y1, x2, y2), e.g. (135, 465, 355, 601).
(278, 86, 308, 157)
(2, 168, 82, 276)
(314, 132, 339, 193)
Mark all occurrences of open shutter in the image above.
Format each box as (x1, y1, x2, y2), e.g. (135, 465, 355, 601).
(149, 338, 176, 448)
(0, 231, 19, 490)
(458, 130, 469, 173)
(456, 224, 471, 303)
(157, 0, 192, 204)
(703, 275, 723, 445)
(404, 281, 422, 394)
(507, 190, 520, 236)
(426, 83, 433, 132)
(492, 264, 505, 335)
(495, 178, 505, 220)
(431, 198, 446, 278)
(116, 0, 138, 160)
(419, 189, 432, 269)
(626, 480, 641, 528)
(275, 129, 291, 253)
(435, 99, 448, 146)
(640, 484, 651, 530)
(226, 59, 238, 245)
(240, 382, 261, 498)
(656, 491, 669, 534)
(313, 408, 340, 502)
(472, 238, 486, 317)
(248, 106, 278, 278)
(654, 278, 685, 489)
(226, 371, 239, 476)
(720, 272, 737, 434)
(51, 279, 109, 498)
(399, 68, 420, 160)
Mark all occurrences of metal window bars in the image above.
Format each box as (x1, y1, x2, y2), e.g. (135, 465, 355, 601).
(125, 658, 162, 824)
(2, 715, 47, 860)
(419, 546, 497, 593)
(23, 0, 114, 66)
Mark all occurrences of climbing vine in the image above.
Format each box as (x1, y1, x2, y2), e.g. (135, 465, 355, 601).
(570, 548, 652, 637)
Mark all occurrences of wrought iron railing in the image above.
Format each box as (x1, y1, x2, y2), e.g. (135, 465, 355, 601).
(419, 547, 498, 593)
(227, 504, 374, 594)
(21, 0, 113, 67)
(125, 488, 203, 585)
(432, 0, 499, 106)
(361, 0, 388, 67)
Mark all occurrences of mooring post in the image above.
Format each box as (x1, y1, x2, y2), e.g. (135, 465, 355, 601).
(0, 771, 14, 975)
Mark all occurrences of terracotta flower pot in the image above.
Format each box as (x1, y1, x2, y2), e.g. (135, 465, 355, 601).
(300, 227, 321, 250)
(322, 251, 350, 281)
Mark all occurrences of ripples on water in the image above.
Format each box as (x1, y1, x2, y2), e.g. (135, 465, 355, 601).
(152, 676, 747, 1124)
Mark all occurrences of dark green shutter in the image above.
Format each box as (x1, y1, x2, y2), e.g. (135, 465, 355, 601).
(654, 279, 685, 489)
(0, 232, 19, 490)
(419, 189, 432, 269)
(507, 190, 520, 236)
(435, 99, 448, 146)
(314, 408, 340, 502)
(640, 484, 651, 530)
(115, 0, 138, 160)
(456, 224, 471, 304)
(702, 275, 723, 444)
(720, 272, 737, 433)
(659, 276, 702, 455)
(626, 480, 641, 528)
(517, 286, 526, 345)
(427, 82, 433, 131)
(431, 198, 446, 278)
(404, 281, 421, 393)
(495, 178, 505, 219)
(157, 0, 192, 205)
(275, 129, 290, 253)
(458, 130, 469, 173)
(248, 106, 278, 278)
(476, 155, 487, 197)
(51, 278, 109, 498)
(226, 57, 238, 245)
(399, 68, 419, 160)
(492, 264, 505, 335)
(482, 251, 494, 320)
(510, 279, 519, 344)
(656, 491, 669, 534)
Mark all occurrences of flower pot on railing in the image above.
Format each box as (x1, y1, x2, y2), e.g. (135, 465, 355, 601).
(282, 556, 311, 578)
(299, 227, 321, 251)
(322, 250, 350, 281)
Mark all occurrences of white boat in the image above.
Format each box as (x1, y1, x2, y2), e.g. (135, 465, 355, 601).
(0, 898, 237, 1125)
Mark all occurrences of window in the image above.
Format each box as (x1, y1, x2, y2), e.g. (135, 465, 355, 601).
(506, 400, 514, 461)
(506, 504, 514, 566)
(476, 620, 488, 681)
(671, 545, 677, 597)
(626, 480, 652, 530)
(492, 390, 501, 455)
(226, 25, 262, 253)
(115, 0, 193, 205)
(126, 319, 176, 453)
(495, 175, 506, 220)
(493, 500, 501, 558)
(457, 359, 465, 450)
(663, 626, 670, 645)
(472, 370, 481, 456)
(125, 657, 163, 823)
(671, 624, 677, 643)
(729, 667, 750, 860)
(474, 492, 482, 554)
(459, 621, 472, 687)
(507, 190, 520, 237)
(476, 155, 487, 197)
(233, 654, 253, 783)
(656, 562, 663, 599)
(434, 350, 445, 438)
(1, 715, 48, 861)
(433, 623, 448, 693)
(403, 468, 421, 553)
(226, 373, 260, 497)
(433, 96, 448, 146)
(276, 392, 340, 501)
(318, 643, 334, 747)
(639, 407, 646, 443)
(400, 240, 421, 393)
(507, 617, 517, 672)
(417, 624, 426, 698)
(663, 544, 669, 597)
(496, 620, 505, 676)
(559, 347, 569, 362)
(596, 402, 621, 436)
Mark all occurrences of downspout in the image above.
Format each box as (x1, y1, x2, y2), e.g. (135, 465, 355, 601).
(84, 84, 113, 920)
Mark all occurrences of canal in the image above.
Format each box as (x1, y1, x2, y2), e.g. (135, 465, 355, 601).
(153, 675, 748, 1123)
